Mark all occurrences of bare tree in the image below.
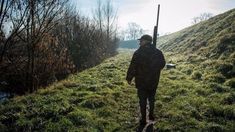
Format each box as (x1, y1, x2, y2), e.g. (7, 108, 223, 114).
(118, 29, 126, 41)
(0, 0, 27, 62)
(0, 0, 18, 31)
(126, 22, 143, 40)
(1, 0, 119, 94)
(103, 0, 117, 39)
(5, 0, 68, 92)
(192, 12, 213, 24)
(93, 0, 103, 32)
(93, 0, 117, 39)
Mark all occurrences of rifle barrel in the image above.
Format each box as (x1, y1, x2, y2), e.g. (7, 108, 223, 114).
(153, 4, 160, 47)
(156, 4, 160, 26)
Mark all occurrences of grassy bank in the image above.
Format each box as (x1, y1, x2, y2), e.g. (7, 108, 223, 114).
(0, 51, 234, 131)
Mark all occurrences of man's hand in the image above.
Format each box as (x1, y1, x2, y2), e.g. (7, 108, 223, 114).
(127, 80, 132, 85)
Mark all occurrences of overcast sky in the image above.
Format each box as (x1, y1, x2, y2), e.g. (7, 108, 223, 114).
(72, 0, 235, 35)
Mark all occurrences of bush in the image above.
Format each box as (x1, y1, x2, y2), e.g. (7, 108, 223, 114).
(0, 2, 119, 94)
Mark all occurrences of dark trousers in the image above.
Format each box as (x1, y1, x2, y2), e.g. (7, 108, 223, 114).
(137, 88, 156, 121)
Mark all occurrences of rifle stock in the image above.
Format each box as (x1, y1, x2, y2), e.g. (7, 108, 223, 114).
(153, 4, 160, 47)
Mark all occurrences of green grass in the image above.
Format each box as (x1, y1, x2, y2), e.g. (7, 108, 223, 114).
(158, 8, 235, 61)
(0, 51, 234, 131)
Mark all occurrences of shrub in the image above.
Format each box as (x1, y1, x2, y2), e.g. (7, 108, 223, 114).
(0, 2, 119, 94)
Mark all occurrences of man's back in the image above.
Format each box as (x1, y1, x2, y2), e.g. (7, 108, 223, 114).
(127, 43, 165, 89)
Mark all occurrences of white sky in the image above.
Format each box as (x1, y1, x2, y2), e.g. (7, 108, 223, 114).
(72, 0, 235, 35)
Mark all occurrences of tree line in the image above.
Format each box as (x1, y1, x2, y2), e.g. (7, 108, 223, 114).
(0, 0, 119, 94)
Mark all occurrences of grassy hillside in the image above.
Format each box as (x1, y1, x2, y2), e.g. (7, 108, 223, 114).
(158, 8, 235, 91)
(158, 8, 235, 60)
(0, 52, 234, 131)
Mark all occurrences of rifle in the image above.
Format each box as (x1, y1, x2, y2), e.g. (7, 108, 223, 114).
(153, 4, 160, 47)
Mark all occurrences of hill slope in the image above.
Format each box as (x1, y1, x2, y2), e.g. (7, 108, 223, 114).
(0, 52, 234, 131)
(158, 8, 235, 60)
(158, 8, 235, 89)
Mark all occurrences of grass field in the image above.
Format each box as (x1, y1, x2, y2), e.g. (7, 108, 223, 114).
(0, 50, 234, 131)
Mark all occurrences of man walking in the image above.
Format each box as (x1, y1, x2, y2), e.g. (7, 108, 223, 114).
(126, 34, 165, 126)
